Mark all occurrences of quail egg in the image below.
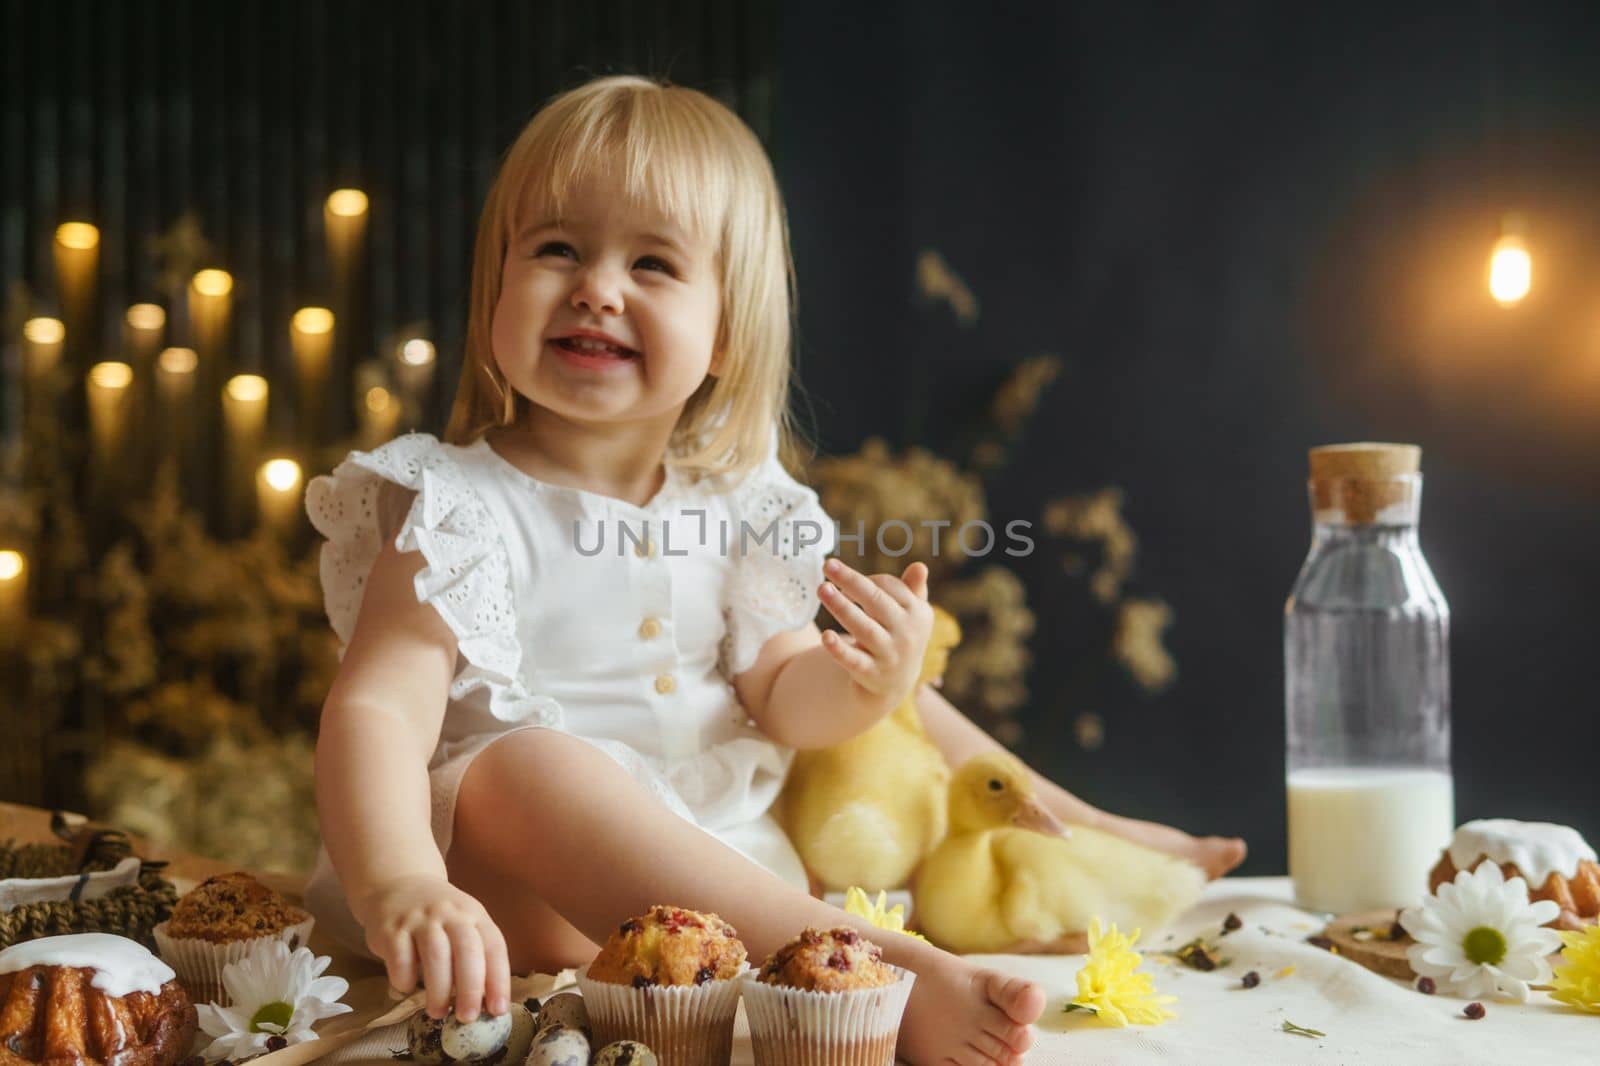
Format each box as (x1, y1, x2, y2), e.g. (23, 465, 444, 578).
(500, 1002, 538, 1064)
(592, 1041, 658, 1066)
(523, 1025, 589, 1066)
(531, 992, 589, 1038)
(406, 1007, 512, 1063)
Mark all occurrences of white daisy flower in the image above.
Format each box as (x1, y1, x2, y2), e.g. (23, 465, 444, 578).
(1399, 860, 1562, 1002)
(196, 940, 353, 1061)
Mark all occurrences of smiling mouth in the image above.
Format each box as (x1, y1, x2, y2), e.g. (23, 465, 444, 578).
(552, 336, 639, 359)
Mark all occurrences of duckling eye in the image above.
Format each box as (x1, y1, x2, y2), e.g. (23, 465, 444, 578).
(987, 778, 1004, 792)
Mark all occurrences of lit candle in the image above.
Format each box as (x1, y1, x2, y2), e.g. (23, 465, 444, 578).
(0, 549, 25, 650)
(324, 189, 369, 281)
(156, 346, 197, 460)
(255, 457, 303, 539)
(394, 336, 436, 413)
(223, 374, 269, 536)
(22, 317, 64, 381)
(124, 303, 166, 370)
(291, 306, 335, 439)
(360, 384, 401, 450)
(189, 268, 233, 359)
(53, 223, 99, 345)
(86, 361, 134, 464)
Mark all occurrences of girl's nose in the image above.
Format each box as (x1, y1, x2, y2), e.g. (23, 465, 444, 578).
(570, 265, 625, 315)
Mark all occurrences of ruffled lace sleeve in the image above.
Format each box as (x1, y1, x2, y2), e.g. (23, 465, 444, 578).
(718, 431, 836, 680)
(305, 432, 561, 726)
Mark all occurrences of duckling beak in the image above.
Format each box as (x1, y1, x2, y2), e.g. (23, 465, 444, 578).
(1011, 797, 1071, 838)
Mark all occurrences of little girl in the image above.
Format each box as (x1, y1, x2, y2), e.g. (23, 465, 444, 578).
(305, 75, 1243, 1065)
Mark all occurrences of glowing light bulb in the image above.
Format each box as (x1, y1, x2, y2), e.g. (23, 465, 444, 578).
(1488, 236, 1531, 306)
(55, 222, 99, 250)
(193, 269, 234, 296)
(261, 458, 302, 493)
(326, 189, 369, 217)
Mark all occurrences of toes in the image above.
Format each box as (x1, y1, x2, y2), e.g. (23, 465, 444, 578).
(982, 969, 1047, 1024)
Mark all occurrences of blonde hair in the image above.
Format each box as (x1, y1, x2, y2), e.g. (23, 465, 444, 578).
(445, 75, 803, 483)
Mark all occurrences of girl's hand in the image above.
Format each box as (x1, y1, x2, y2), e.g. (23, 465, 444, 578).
(817, 559, 934, 707)
(354, 875, 511, 1020)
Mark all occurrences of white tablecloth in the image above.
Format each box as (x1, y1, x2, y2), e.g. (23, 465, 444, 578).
(324, 877, 1594, 1065)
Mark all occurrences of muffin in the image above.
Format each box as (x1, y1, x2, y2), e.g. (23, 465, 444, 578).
(1429, 820, 1600, 930)
(152, 872, 315, 1005)
(575, 905, 747, 1066)
(742, 928, 915, 1066)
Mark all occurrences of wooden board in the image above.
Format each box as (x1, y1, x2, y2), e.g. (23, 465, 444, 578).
(1324, 908, 1416, 979)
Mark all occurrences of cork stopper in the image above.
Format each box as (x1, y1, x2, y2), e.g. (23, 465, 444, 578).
(1308, 443, 1421, 524)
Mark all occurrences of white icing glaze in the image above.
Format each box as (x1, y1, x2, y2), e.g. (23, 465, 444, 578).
(0, 933, 175, 997)
(1447, 819, 1598, 885)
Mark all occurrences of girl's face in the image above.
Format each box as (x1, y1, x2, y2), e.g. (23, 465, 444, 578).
(492, 173, 722, 433)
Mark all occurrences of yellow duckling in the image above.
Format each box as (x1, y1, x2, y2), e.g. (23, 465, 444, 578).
(913, 750, 1206, 954)
(776, 606, 962, 893)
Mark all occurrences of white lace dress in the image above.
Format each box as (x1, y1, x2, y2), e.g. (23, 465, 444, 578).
(301, 430, 834, 958)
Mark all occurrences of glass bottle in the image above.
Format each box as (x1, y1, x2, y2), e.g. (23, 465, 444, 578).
(1284, 443, 1453, 914)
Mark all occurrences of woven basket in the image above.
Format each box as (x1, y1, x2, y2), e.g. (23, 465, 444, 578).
(0, 814, 178, 951)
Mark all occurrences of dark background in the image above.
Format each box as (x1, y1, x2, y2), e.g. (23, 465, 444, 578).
(4, 1, 1597, 874)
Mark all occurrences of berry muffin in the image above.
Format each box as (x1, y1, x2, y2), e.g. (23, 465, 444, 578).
(743, 928, 915, 1066)
(575, 906, 747, 1066)
(152, 872, 314, 1005)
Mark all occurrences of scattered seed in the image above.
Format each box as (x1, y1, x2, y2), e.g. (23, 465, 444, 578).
(1464, 1002, 1486, 1020)
(1241, 971, 1261, 989)
(266, 1036, 288, 1053)
(1222, 912, 1243, 933)
(1416, 977, 1436, 995)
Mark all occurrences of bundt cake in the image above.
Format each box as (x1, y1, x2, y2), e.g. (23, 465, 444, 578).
(1429, 820, 1600, 931)
(0, 933, 197, 1066)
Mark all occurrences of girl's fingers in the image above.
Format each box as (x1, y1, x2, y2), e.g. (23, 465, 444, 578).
(819, 581, 892, 653)
(446, 921, 486, 1020)
(901, 561, 930, 601)
(479, 923, 512, 1016)
(824, 559, 906, 622)
(416, 925, 454, 1018)
(381, 929, 419, 994)
(821, 628, 876, 679)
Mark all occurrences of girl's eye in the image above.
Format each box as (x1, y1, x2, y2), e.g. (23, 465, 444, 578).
(634, 255, 675, 275)
(534, 241, 576, 259)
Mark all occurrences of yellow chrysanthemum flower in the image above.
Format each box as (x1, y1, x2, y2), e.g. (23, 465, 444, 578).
(1551, 924, 1600, 1013)
(843, 886, 927, 940)
(1068, 918, 1177, 1027)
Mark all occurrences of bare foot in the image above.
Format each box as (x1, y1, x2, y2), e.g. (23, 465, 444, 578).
(889, 943, 1046, 1065)
(1190, 836, 1248, 880)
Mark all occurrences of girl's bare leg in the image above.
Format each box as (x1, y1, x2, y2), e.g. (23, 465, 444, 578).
(915, 687, 1247, 879)
(451, 728, 1046, 1066)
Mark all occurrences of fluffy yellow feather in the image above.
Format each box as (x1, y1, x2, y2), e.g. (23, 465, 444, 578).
(913, 751, 1206, 954)
(776, 607, 962, 892)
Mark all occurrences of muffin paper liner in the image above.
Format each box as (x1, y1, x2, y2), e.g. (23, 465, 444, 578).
(740, 967, 915, 1066)
(574, 964, 745, 1066)
(153, 914, 316, 1006)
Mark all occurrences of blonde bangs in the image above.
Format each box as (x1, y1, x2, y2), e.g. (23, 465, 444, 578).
(446, 75, 802, 487)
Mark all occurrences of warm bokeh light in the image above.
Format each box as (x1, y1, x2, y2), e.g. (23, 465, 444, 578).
(55, 222, 99, 250)
(292, 307, 334, 334)
(365, 385, 393, 413)
(1488, 237, 1531, 306)
(23, 317, 65, 344)
(126, 304, 166, 330)
(327, 189, 369, 217)
(260, 458, 302, 493)
(158, 347, 198, 374)
(88, 362, 133, 389)
(192, 269, 234, 296)
(225, 374, 268, 403)
(399, 338, 436, 366)
(0, 550, 24, 582)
